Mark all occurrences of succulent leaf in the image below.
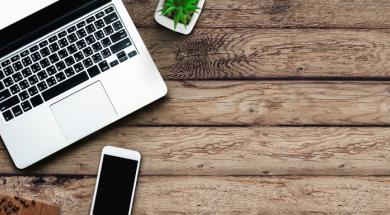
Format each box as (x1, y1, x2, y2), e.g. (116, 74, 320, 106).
(160, 0, 200, 29)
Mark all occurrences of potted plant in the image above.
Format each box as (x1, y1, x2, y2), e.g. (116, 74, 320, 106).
(155, 0, 206, 35)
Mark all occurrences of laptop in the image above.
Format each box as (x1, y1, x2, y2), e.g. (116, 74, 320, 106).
(0, 0, 167, 169)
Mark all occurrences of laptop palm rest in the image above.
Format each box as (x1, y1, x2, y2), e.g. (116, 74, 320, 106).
(50, 81, 117, 141)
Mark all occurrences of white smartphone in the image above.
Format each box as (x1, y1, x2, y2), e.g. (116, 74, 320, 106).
(90, 146, 141, 215)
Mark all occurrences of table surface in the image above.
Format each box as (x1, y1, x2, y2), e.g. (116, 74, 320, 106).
(2, 0, 390, 214)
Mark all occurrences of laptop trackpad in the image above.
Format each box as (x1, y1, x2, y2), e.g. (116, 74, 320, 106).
(50, 81, 117, 141)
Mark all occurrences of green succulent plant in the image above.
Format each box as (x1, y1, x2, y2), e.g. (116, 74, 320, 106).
(160, 0, 200, 29)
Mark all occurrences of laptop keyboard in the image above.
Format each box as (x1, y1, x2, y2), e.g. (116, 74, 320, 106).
(0, 6, 137, 122)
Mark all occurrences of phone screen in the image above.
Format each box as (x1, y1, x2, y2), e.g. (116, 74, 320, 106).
(92, 155, 139, 215)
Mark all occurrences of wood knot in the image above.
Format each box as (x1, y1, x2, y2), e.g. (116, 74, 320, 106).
(296, 66, 305, 72)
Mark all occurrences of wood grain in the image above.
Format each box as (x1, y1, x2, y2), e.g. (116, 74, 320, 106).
(2, 127, 390, 176)
(124, 0, 390, 28)
(128, 81, 390, 126)
(141, 28, 390, 79)
(2, 176, 390, 214)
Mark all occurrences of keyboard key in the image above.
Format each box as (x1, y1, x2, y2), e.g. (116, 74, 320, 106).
(0, 95, 19, 111)
(128, 50, 137, 58)
(112, 21, 123, 31)
(55, 72, 66, 82)
(46, 77, 57, 87)
(92, 53, 102, 63)
(64, 67, 75, 77)
(49, 53, 60, 64)
(28, 75, 39, 85)
(30, 95, 43, 107)
(58, 38, 69, 48)
(83, 47, 93, 57)
(0, 71, 4, 80)
(68, 33, 78, 43)
(110, 60, 119, 67)
(65, 56, 75, 66)
(4, 77, 13, 87)
(117, 51, 126, 58)
(95, 30, 105, 39)
(58, 30, 67, 38)
(76, 29, 87, 38)
(110, 38, 131, 54)
(67, 44, 78, 54)
(19, 80, 29, 90)
(20, 50, 29, 58)
(118, 54, 128, 62)
(0, 89, 11, 102)
(67, 26, 77, 33)
(31, 52, 41, 62)
(86, 24, 96, 34)
(46, 65, 57, 76)
(3, 110, 13, 121)
(11, 105, 22, 117)
(87, 65, 100, 78)
(86, 16, 95, 23)
(37, 71, 48, 80)
(94, 19, 105, 29)
(105, 7, 114, 14)
(98, 61, 109, 72)
(39, 40, 48, 48)
(82, 58, 93, 68)
(55, 61, 66, 71)
(43, 71, 89, 101)
(12, 72, 23, 82)
(49, 42, 60, 52)
(104, 13, 118, 24)
(74, 52, 84, 61)
(22, 56, 32, 67)
(40, 47, 51, 57)
(76, 39, 87, 49)
(12, 61, 23, 71)
(4, 66, 13, 76)
(37, 81, 48, 91)
(19, 91, 29, 101)
(101, 48, 111, 58)
(21, 101, 32, 112)
(103, 25, 114, 36)
(27, 86, 38, 96)
(21, 68, 32, 78)
(11, 55, 20, 62)
(49, 35, 58, 43)
(101, 38, 111, 47)
(29, 45, 39, 53)
(96, 11, 105, 19)
(1, 60, 11, 68)
(58, 49, 69, 59)
(31, 63, 41, 73)
(77, 21, 86, 28)
(10, 84, 20, 94)
(92, 42, 103, 52)
(110, 29, 127, 43)
(40, 58, 51, 68)
(85, 35, 96, 45)
(74, 62, 84, 73)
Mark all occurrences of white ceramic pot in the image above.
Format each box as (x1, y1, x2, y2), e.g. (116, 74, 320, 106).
(154, 0, 206, 35)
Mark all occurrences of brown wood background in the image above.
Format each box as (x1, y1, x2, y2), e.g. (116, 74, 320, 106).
(2, 0, 390, 214)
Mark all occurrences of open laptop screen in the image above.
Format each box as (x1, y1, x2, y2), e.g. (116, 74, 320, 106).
(0, 0, 110, 58)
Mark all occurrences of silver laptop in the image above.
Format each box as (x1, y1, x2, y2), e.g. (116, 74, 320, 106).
(0, 0, 167, 169)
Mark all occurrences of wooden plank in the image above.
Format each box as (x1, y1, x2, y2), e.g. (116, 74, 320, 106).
(125, 0, 390, 28)
(141, 28, 390, 79)
(131, 81, 390, 126)
(2, 176, 390, 214)
(2, 127, 390, 176)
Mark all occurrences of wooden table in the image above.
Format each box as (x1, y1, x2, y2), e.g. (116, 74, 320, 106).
(3, 0, 390, 214)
